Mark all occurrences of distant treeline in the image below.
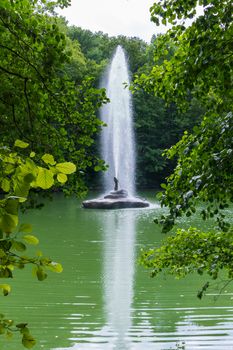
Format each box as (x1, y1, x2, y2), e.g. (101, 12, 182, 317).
(66, 25, 204, 189)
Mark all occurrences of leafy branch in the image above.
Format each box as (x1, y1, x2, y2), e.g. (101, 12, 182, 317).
(0, 140, 76, 348)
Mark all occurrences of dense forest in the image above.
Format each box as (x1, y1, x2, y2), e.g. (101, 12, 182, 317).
(65, 24, 205, 189)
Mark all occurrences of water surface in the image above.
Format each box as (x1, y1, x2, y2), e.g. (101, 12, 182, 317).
(1, 193, 233, 350)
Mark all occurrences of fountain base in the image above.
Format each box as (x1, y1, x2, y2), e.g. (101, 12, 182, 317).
(82, 189, 150, 209)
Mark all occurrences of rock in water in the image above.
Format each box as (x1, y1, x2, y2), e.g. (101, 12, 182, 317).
(104, 189, 128, 199)
(82, 189, 149, 209)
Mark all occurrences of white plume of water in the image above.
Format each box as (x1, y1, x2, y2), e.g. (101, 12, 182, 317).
(100, 45, 135, 195)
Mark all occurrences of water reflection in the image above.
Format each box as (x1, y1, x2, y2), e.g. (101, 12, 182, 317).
(54, 208, 136, 350)
(51, 198, 233, 350)
(103, 210, 135, 349)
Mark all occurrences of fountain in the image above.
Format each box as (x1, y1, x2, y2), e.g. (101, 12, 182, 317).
(82, 46, 149, 209)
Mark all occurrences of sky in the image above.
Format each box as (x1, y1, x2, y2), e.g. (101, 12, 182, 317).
(57, 0, 168, 43)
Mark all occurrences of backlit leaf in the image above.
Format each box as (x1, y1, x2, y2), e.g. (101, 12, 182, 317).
(47, 261, 63, 273)
(14, 140, 29, 149)
(13, 178, 30, 201)
(55, 162, 76, 174)
(57, 173, 67, 183)
(1, 178, 10, 192)
(41, 154, 56, 165)
(36, 167, 54, 189)
(0, 284, 11, 296)
(30, 152, 35, 158)
(22, 235, 39, 245)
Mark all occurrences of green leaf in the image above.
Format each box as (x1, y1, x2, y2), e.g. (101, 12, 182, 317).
(55, 162, 76, 174)
(1, 178, 10, 192)
(0, 284, 11, 296)
(24, 173, 35, 184)
(22, 333, 36, 349)
(0, 324, 5, 334)
(36, 167, 54, 189)
(0, 0, 11, 10)
(12, 241, 27, 252)
(41, 154, 56, 165)
(0, 249, 5, 258)
(19, 223, 33, 233)
(14, 140, 29, 149)
(57, 173, 67, 184)
(13, 178, 30, 202)
(20, 326, 30, 335)
(36, 268, 47, 281)
(47, 262, 63, 273)
(94, 165, 102, 172)
(160, 183, 167, 189)
(16, 323, 28, 329)
(5, 198, 19, 215)
(1, 213, 18, 232)
(30, 152, 35, 158)
(22, 235, 39, 245)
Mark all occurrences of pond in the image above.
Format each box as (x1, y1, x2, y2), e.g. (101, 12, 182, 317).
(1, 192, 233, 350)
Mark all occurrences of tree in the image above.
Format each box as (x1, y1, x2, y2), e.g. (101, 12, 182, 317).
(135, 0, 233, 294)
(133, 35, 204, 188)
(0, 0, 108, 347)
(134, 88, 204, 188)
(67, 26, 149, 75)
(0, 0, 108, 197)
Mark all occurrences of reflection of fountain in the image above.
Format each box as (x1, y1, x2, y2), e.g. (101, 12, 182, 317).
(83, 45, 149, 209)
(53, 209, 137, 349)
(103, 211, 135, 349)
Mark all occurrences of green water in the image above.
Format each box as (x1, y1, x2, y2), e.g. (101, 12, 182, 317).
(1, 193, 233, 350)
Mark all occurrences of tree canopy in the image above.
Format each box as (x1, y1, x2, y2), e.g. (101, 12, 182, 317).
(0, 0, 107, 197)
(0, 0, 107, 347)
(136, 0, 233, 294)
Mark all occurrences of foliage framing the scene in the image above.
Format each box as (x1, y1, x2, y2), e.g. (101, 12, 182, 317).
(0, 0, 87, 347)
(0, 140, 76, 347)
(0, 0, 107, 197)
(135, 0, 233, 292)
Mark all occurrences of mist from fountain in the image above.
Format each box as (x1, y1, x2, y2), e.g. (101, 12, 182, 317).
(100, 45, 135, 195)
(82, 45, 149, 209)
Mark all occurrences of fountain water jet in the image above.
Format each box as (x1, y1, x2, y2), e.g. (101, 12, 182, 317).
(101, 45, 135, 195)
(83, 46, 149, 209)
